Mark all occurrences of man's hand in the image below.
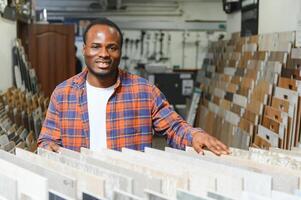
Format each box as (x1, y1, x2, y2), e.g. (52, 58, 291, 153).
(192, 131, 230, 156)
(46, 142, 60, 152)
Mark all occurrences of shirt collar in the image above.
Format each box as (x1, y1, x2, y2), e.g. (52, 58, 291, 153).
(73, 67, 123, 90)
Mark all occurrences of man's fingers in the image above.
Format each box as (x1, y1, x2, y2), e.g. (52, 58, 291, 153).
(193, 143, 204, 155)
(207, 145, 221, 156)
(191, 131, 230, 155)
(49, 142, 60, 152)
(209, 138, 230, 155)
(216, 140, 230, 153)
(207, 140, 227, 156)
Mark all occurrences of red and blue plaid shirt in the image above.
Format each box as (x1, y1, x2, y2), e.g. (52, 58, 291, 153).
(38, 68, 200, 151)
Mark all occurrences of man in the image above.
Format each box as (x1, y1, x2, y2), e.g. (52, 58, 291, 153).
(38, 18, 230, 155)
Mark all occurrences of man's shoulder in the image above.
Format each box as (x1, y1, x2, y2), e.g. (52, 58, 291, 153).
(52, 73, 83, 97)
(121, 71, 153, 87)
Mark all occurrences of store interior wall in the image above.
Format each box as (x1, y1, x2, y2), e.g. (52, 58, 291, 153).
(258, 0, 300, 34)
(226, 11, 241, 38)
(76, 1, 227, 71)
(179, 1, 227, 21)
(226, 0, 301, 37)
(0, 16, 16, 92)
(1, 0, 226, 91)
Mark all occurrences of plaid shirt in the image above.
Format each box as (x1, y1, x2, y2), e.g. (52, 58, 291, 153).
(38, 68, 200, 152)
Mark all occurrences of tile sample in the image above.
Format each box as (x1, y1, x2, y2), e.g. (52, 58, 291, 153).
(37, 147, 129, 200)
(0, 171, 17, 200)
(0, 150, 77, 199)
(16, 148, 105, 200)
(0, 156, 48, 200)
(113, 189, 143, 200)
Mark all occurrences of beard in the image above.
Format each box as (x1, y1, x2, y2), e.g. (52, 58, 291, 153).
(87, 64, 117, 78)
(85, 59, 119, 79)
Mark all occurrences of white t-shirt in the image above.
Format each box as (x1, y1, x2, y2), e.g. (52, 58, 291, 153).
(86, 81, 115, 151)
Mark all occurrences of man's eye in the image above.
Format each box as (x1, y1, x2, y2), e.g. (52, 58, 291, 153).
(91, 45, 99, 49)
(108, 46, 118, 51)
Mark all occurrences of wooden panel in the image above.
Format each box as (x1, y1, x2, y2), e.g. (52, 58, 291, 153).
(242, 52, 253, 61)
(278, 77, 301, 91)
(264, 106, 288, 125)
(224, 92, 234, 102)
(257, 125, 279, 147)
(287, 57, 301, 69)
(241, 77, 255, 89)
(28, 24, 75, 97)
(233, 94, 248, 108)
(252, 135, 271, 149)
(205, 111, 216, 136)
(271, 97, 294, 149)
(214, 116, 223, 139)
(239, 118, 254, 136)
(212, 96, 220, 106)
(271, 97, 292, 115)
(197, 105, 208, 129)
(277, 78, 301, 145)
(289, 48, 301, 68)
(251, 80, 272, 103)
(252, 51, 268, 60)
(247, 60, 261, 70)
(231, 104, 244, 116)
(243, 110, 258, 124)
(259, 33, 274, 51)
(262, 61, 282, 84)
(268, 52, 287, 64)
(281, 68, 301, 80)
(234, 68, 245, 77)
(246, 100, 263, 115)
(226, 83, 238, 93)
(231, 76, 242, 84)
(231, 52, 241, 60)
(237, 87, 250, 98)
(247, 35, 258, 44)
(220, 74, 231, 82)
(227, 60, 237, 68)
(220, 99, 231, 110)
(262, 116, 284, 140)
(245, 69, 259, 80)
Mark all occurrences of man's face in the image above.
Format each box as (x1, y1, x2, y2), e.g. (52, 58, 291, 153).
(83, 24, 121, 78)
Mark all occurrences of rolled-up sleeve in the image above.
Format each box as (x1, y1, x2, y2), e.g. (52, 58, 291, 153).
(151, 85, 203, 149)
(38, 89, 62, 148)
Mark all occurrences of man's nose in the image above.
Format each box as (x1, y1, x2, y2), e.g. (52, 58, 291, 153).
(97, 47, 109, 57)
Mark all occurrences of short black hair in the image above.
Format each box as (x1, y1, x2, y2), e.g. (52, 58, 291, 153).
(83, 17, 123, 48)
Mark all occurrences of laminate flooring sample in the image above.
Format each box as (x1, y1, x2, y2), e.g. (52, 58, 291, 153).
(0, 150, 76, 199)
(82, 154, 162, 197)
(144, 148, 244, 199)
(113, 189, 143, 200)
(82, 192, 104, 200)
(144, 190, 171, 200)
(48, 190, 75, 200)
(59, 148, 134, 198)
(164, 147, 272, 197)
(202, 149, 300, 194)
(0, 156, 48, 200)
(176, 189, 212, 200)
(16, 148, 105, 200)
(0, 171, 17, 200)
(37, 147, 128, 200)
(140, 147, 222, 195)
(81, 148, 185, 198)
